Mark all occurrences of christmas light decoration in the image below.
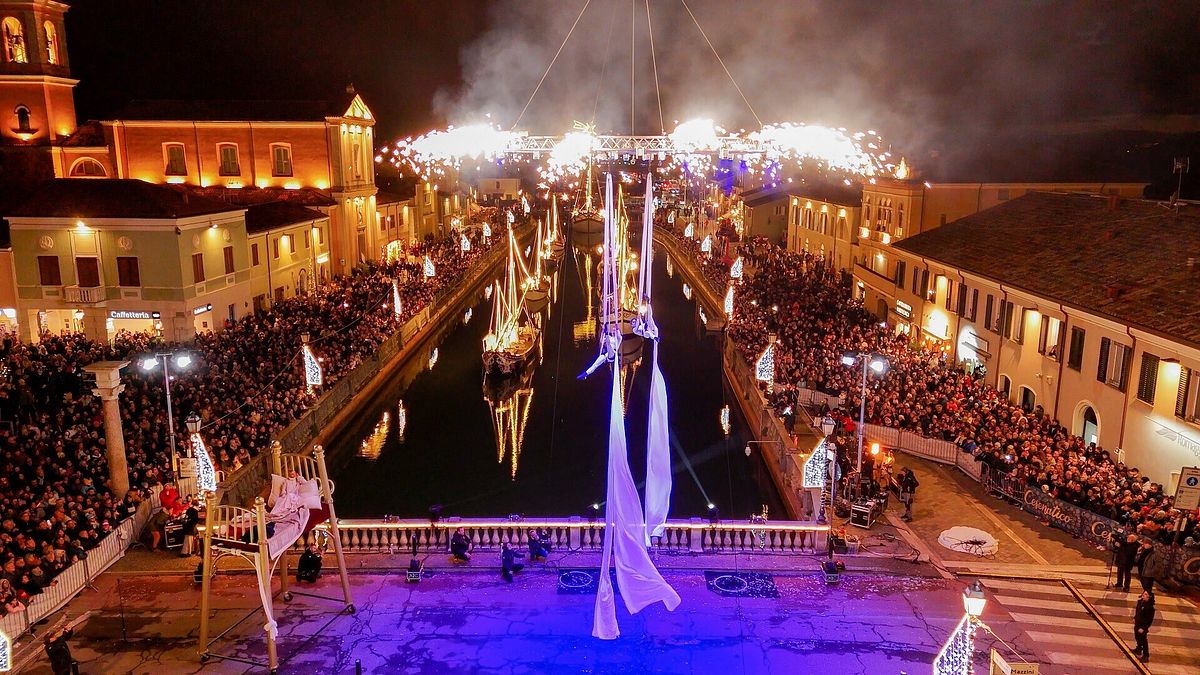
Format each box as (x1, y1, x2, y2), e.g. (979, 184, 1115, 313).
(392, 278, 403, 320)
(463, 308, 473, 325)
(507, 210, 516, 225)
(802, 440, 829, 489)
(667, 210, 676, 224)
(522, 195, 530, 215)
(724, 285, 735, 318)
(719, 405, 731, 436)
(701, 235, 712, 253)
(485, 282, 494, 300)
(0, 626, 10, 672)
(682, 283, 692, 300)
(189, 432, 218, 493)
(698, 306, 709, 326)
(483, 221, 492, 238)
(756, 336, 777, 391)
(683, 223, 694, 239)
(423, 255, 436, 278)
(302, 341, 323, 388)
(933, 615, 975, 675)
(730, 256, 744, 280)
(461, 233, 471, 252)
(666, 256, 674, 278)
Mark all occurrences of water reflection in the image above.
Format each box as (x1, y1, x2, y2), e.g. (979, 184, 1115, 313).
(484, 363, 536, 480)
(358, 411, 390, 461)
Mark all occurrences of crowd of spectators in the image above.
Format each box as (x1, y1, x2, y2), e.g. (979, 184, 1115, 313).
(663, 224, 1198, 549)
(0, 221, 506, 609)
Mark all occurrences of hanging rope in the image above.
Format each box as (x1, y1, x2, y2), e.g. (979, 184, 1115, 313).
(645, 0, 664, 134)
(591, 1, 620, 126)
(678, 0, 762, 127)
(510, 0, 593, 130)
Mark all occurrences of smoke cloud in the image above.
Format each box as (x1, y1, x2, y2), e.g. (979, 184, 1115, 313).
(435, 0, 1200, 179)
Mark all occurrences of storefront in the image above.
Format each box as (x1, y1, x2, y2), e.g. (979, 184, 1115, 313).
(108, 309, 163, 338)
(191, 303, 214, 334)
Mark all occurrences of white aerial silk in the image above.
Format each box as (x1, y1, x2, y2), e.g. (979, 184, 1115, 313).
(592, 173, 680, 640)
(638, 175, 671, 542)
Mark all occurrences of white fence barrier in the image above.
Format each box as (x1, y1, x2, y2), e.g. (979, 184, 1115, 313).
(862, 423, 984, 480)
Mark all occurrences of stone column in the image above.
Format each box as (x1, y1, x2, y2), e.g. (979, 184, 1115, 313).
(83, 360, 131, 499)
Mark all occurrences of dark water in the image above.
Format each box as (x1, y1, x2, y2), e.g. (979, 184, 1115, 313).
(329, 233, 784, 519)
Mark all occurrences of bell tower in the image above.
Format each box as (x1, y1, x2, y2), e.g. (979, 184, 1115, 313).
(0, 0, 76, 146)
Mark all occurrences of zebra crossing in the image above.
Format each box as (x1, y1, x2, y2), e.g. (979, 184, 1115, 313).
(978, 576, 1200, 674)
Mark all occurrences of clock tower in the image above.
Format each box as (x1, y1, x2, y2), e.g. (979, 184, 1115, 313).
(0, 0, 76, 146)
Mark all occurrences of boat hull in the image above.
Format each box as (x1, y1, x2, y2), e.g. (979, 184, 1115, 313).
(483, 328, 539, 376)
(571, 213, 603, 234)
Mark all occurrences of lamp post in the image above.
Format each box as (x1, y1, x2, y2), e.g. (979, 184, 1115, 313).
(185, 411, 218, 494)
(140, 352, 194, 490)
(841, 352, 888, 489)
(819, 414, 837, 559)
(934, 580, 988, 675)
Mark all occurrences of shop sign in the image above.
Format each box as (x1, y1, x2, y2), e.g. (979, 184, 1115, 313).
(895, 300, 913, 319)
(192, 303, 213, 316)
(109, 310, 160, 320)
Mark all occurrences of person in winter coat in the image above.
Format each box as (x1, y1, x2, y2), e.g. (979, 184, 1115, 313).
(1132, 590, 1155, 662)
(898, 469, 919, 522)
(500, 543, 524, 583)
(1135, 540, 1165, 592)
(1112, 532, 1140, 592)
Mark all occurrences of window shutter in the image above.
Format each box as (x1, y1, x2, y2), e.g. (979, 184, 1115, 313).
(1178, 368, 1192, 418)
(1097, 337, 1110, 382)
(1038, 316, 1048, 353)
(1137, 354, 1158, 403)
(1118, 346, 1132, 392)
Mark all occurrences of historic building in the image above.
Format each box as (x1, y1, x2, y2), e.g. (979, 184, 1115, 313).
(869, 192, 1200, 485)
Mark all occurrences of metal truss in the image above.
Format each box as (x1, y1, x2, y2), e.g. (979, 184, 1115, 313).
(509, 135, 767, 157)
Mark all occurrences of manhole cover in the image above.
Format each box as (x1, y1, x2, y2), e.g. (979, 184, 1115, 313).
(712, 575, 749, 594)
(559, 571, 594, 589)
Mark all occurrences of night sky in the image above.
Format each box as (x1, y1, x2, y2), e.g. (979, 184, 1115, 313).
(65, 1, 1200, 191)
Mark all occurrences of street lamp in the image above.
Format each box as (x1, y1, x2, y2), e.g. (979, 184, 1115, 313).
(934, 580, 989, 675)
(841, 352, 888, 494)
(140, 352, 194, 489)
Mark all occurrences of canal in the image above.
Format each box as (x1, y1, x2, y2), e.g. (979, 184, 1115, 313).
(329, 231, 784, 519)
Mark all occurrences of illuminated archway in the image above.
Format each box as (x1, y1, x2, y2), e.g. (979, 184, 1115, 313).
(1073, 401, 1101, 446)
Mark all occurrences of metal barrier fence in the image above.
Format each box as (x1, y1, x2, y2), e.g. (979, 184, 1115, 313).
(0, 486, 160, 644)
(297, 517, 828, 555)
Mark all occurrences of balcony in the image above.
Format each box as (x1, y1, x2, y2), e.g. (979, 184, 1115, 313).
(63, 285, 105, 304)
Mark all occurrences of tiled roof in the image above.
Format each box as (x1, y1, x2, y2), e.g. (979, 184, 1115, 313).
(179, 185, 335, 208)
(110, 94, 358, 122)
(245, 202, 327, 234)
(6, 179, 241, 220)
(894, 192, 1200, 347)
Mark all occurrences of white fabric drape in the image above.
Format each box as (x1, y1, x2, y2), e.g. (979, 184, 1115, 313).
(644, 340, 671, 542)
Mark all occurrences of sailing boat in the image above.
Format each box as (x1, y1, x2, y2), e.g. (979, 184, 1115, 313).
(482, 228, 540, 376)
(525, 217, 551, 312)
(571, 152, 603, 234)
(548, 194, 566, 261)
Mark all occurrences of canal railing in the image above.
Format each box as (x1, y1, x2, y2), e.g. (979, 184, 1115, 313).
(293, 517, 828, 555)
(215, 237, 512, 507)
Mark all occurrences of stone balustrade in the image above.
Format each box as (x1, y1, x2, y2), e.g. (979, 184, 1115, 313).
(295, 517, 828, 555)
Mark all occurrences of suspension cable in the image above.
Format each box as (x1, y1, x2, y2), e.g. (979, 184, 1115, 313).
(645, 0, 664, 134)
(678, 0, 762, 127)
(590, 1, 620, 127)
(630, 0, 636, 135)
(510, 0, 593, 130)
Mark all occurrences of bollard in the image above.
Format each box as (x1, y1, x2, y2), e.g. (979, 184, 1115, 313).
(356, 658, 363, 675)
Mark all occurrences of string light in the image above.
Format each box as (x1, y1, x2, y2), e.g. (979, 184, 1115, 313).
(802, 439, 829, 489)
(483, 221, 492, 238)
(189, 433, 218, 493)
(701, 235, 712, 253)
(683, 223, 694, 239)
(755, 335, 776, 392)
(397, 400, 407, 440)
(0, 625, 11, 672)
(424, 255, 436, 278)
(933, 615, 975, 675)
(682, 283, 692, 300)
(730, 256, 744, 280)
(393, 278, 403, 319)
(463, 308, 473, 325)
(302, 342, 323, 388)
(719, 405, 731, 436)
(507, 210, 516, 225)
(698, 306, 708, 325)
(485, 282, 494, 300)
(724, 285, 734, 318)
(428, 347, 439, 370)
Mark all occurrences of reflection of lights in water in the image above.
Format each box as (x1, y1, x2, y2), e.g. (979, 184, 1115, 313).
(463, 308, 473, 325)
(358, 411, 390, 460)
(699, 306, 709, 325)
(720, 405, 731, 436)
(485, 283, 493, 300)
(682, 283, 692, 300)
(489, 388, 534, 479)
(397, 401, 407, 440)
(428, 348, 439, 370)
(666, 256, 674, 278)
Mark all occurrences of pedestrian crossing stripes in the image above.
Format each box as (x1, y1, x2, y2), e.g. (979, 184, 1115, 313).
(978, 577, 1200, 675)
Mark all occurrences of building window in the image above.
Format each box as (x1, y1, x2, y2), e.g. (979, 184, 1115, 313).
(192, 252, 205, 283)
(893, 260, 906, 287)
(287, 234, 296, 254)
(1038, 315, 1062, 360)
(1019, 386, 1035, 411)
(69, 158, 107, 177)
(352, 143, 362, 179)
(270, 144, 292, 176)
(164, 143, 187, 176)
(43, 21, 57, 64)
(1067, 327, 1085, 371)
(1136, 353, 1159, 404)
(315, 227, 323, 245)
(15, 105, 30, 132)
(116, 256, 140, 287)
(272, 238, 280, 259)
(75, 257, 100, 287)
(217, 144, 240, 176)
(968, 289, 979, 321)
(998, 301, 1016, 340)
(1096, 337, 1130, 391)
(1178, 368, 1200, 421)
(223, 246, 235, 274)
(984, 295, 995, 331)
(251, 243, 260, 266)
(304, 229, 311, 249)
(2, 17, 27, 64)
(955, 283, 967, 315)
(37, 255, 60, 286)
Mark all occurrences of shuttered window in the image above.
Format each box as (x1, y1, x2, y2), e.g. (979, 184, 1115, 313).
(1067, 327, 1085, 370)
(1178, 368, 1193, 419)
(984, 295, 995, 331)
(1136, 353, 1159, 404)
(955, 283, 968, 316)
(1097, 338, 1131, 391)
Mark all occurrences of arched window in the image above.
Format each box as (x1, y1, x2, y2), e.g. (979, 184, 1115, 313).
(69, 158, 107, 178)
(998, 374, 1012, 400)
(1019, 386, 1035, 412)
(2, 17, 26, 64)
(43, 21, 57, 64)
(15, 105, 30, 132)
